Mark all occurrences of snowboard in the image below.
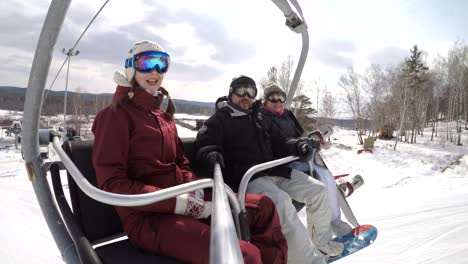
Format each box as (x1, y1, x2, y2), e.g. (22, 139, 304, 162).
(327, 224, 378, 263)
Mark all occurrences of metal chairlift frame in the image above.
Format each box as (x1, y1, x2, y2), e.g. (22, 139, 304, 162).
(21, 0, 309, 263)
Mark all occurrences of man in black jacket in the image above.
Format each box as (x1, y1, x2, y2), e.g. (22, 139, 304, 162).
(195, 76, 343, 263)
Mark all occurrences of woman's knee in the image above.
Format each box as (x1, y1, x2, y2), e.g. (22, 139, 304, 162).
(240, 240, 262, 264)
(304, 182, 328, 205)
(246, 194, 276, 218)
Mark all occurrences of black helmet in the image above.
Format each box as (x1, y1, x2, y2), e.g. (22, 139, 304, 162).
(229, 75, 257, 98)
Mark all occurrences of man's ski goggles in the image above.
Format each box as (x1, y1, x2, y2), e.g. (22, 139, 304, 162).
(233, 86, 257, 99)
(125, 51, 170, 74)
(267, 92, 286, 103)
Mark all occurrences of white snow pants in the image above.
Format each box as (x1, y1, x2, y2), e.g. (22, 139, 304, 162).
(247, 169, 332, 264)
(313, 163, 341, 225)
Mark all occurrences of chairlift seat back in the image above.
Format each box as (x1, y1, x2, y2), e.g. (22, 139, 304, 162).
(61, 140, 181, 263)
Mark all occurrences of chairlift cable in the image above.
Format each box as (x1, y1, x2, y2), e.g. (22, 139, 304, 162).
(43, 57, 69, 101)
(43, 0, 110, 101)
(69, 0, 110, 52)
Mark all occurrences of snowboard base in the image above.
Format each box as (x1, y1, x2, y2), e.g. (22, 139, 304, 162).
(327, 224, 377, 263)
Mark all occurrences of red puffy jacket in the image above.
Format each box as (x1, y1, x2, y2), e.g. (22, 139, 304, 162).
(92, 86, 193, 232)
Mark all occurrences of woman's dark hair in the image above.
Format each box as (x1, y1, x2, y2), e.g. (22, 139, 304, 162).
(111, 79, 137, 111)
(158, 86, 176, 119)
(111, 79, 176, 119)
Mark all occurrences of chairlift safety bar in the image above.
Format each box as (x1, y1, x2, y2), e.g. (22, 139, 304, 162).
(238, 155, 299, 211)
(52, 137, 214, 206)
(210, 163, 244, 263)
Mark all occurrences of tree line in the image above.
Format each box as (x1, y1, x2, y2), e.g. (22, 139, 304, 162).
(0, 86, 215, 136)
(0, 87, 214, 117)
(338, 40, 468, 148)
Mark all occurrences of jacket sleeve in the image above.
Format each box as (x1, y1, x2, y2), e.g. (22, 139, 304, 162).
(267, 116, 301, 157)
(92, 108, 176, 214)
(175, 136, 195, 182)
(195, 114, 224, 173)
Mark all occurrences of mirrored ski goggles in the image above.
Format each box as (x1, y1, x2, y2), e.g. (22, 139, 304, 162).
(125, 51, 170, 74)
(233, 86, 257, 98)
(267, 92, 286, 103)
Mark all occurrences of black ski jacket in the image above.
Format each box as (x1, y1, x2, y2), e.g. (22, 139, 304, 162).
(260, 107, 306, 159)
(195, 100, 292, 191)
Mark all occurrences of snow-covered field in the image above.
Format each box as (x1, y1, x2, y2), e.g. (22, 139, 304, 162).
(1, 124, 467, 263)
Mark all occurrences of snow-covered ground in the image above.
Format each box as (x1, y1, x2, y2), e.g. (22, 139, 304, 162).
(1, 124, 467, 263)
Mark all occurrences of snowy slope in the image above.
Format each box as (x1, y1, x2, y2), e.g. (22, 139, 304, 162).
(1, 125, 468, 263)
(298, 128, 468, 263)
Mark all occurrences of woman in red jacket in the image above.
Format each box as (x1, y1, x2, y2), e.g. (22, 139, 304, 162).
(92, 40, 287, 264)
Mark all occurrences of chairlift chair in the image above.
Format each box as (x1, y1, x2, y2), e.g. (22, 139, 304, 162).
(49, 139, 190, 263)
(22, 0, 310, 263)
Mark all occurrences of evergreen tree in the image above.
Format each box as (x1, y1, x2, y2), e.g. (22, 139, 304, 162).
(291, 94, 317, 132)
(402, 45, 429, 143)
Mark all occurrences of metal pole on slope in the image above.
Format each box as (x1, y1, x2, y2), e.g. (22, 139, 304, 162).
(22, 0, 80, 263)
(61, 48, 79, 140)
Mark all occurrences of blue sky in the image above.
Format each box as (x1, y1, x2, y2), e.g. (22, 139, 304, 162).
(1, 0, 467, 106)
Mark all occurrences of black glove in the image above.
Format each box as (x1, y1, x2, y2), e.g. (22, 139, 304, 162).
(309, 137, 321, 150)
(205, 151, 225, 169)
(295, 137, 315, 162)
(308, 130, 324, 147)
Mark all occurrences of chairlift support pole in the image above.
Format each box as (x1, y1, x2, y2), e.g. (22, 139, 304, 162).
(271, 0, 309, 108)
(22, 0, 78, 263)
(62, 48, 80, 140)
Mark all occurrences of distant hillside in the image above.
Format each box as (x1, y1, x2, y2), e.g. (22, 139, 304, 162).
(332, 119, 355, 128)
(1, 86, 358, 128)
(0, 86, 214, 115)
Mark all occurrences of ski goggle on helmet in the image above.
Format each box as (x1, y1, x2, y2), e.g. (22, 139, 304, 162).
(229, 75, 257, 99)
(267, 92, 286, 103)
(233, 86, 257, 99)
(125, 50, 170, 74)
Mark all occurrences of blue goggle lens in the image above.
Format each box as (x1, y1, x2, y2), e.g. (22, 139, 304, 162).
(126, 51, 170, 74)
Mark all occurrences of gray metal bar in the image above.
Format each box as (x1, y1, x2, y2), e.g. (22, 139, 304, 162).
(22, 0, 78, 263)
(238, 156, 299, 211)
(271, 0, 295, 17)
(52, 137, 213, 206)
(225, 186, 241, 238)
(210, 163, 244, 264)
(286, 31, 309, 107)
(270, 0, 309, 108)
(23, 0, 70, 162)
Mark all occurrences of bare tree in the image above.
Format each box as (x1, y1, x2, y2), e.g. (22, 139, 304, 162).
(261, 56, 308, 115)
(321, 88, 337, 130)
(338, 66, 366, 144)
(363, 64, 387, 136)
(446, 40, 468, 145)
(70, 86, 85, 136)
(278, 56, 295, 94)
(259, 66, 279, 96)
